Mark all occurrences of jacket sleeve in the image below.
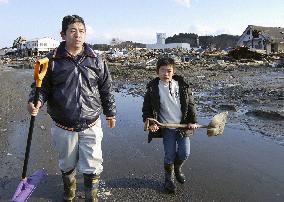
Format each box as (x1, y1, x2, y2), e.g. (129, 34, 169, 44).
(97, 59, 116, 117)
(142, 85, 153, 122)
(186, 88, 197, 123)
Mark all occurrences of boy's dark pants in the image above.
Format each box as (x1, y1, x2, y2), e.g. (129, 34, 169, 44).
(163, 129, 190, 192)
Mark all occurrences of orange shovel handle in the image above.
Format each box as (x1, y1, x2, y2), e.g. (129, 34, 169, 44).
(34, 57, 49, 88)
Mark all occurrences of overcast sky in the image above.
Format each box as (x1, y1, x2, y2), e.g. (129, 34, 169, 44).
(0, 0, 283, 48)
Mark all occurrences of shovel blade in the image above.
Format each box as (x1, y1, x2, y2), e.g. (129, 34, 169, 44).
(11, 169, 47, 202)
(207, 111, 228, 136)
(207, 125, 225, 136)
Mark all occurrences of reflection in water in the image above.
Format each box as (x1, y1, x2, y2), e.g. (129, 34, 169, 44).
(114, 92, 143, 123)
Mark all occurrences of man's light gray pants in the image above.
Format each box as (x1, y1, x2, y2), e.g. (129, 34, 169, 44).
(51, 118, 103, 175)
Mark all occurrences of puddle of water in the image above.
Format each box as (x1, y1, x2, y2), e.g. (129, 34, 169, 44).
(8, 124, 27, 156)
(102, 92, 284, 201)
(113, 92, 143, 123)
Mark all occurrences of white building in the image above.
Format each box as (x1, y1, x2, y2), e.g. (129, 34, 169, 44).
(146, 33, 191, 50)
(21, 37, 60, 56)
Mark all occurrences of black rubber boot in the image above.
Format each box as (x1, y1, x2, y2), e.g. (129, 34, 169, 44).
(61, 169, 76, 202)
(164, 164, 176, 193)
(174, 158, 186, 184)
(83, 173, 100, 202)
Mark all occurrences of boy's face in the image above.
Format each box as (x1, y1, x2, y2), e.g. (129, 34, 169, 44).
(61, 22, 86, 51)
(157, 65, 175, 82)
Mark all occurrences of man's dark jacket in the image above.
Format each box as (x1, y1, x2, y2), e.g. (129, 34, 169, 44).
(29, 42, 116, 131)
(142, 75, 197, 142)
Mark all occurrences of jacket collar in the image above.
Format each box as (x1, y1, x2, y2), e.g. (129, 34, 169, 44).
(148, 75, 190, 87)
(54, 41, 97, 59)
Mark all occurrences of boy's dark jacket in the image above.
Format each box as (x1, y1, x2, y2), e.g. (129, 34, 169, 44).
(142, 75, 197, 142)
(29, 42, 116, 131)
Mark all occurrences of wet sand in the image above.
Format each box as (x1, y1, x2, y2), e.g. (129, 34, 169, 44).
(0, 68, 284, 201)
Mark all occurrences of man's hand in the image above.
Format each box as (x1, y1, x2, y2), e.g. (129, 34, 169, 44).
(148, 124, 159, 132)
(187, 123, 199, 129)
(27, 101, 42, 116)
(106, 117, 116, 128)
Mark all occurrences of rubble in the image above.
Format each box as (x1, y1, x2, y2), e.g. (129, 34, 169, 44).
(102, 47, 284, 71)
(1, 47, 283, 70)
(0, 56, 37, 68)
(228, 47, 263, 60)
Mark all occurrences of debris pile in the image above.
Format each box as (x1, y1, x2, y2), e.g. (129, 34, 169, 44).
(103, 47, 283, 70)
(1, 47, 284, 70)
(228, 47, 263, 60)
(0, 56, 36, 68)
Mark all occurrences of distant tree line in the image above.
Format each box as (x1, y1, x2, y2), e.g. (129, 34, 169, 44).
(90, 33, 240, 51)
(165, 33, 239, 50)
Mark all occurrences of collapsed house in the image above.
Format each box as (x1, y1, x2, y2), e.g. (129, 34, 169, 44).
(237, 25, 284, 54)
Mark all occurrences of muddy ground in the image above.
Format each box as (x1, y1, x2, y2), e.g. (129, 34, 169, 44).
(0, 63, 283, 201)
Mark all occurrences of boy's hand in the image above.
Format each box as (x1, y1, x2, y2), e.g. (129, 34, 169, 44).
(149, 124, 159, 132)
(27, 101, 42, 116)
(106, 117, 116, 128)
(187, 123, 199, 129)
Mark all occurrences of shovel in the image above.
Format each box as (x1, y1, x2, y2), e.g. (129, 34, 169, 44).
(144, 111, 228, 137)
(11, 58, 49, 202)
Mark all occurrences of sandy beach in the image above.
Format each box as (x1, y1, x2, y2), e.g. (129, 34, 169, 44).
(0, 65, 283, 201)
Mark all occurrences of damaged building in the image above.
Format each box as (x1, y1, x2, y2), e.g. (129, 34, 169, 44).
(237, 25, 284, 54)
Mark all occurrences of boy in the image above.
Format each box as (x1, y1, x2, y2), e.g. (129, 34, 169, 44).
(27, 15, 116, 201)
(142, 57, 198, 193)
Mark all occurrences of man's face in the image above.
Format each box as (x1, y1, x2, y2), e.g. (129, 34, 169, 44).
(157, 65, 175, 82)
(62, 22, 86, 50)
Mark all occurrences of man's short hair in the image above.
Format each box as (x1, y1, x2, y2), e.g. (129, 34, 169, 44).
(156, 57, 176, 71)
(61, 15, 85, 34)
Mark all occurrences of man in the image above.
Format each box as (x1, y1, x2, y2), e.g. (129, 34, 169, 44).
(27, 15, 116, 201)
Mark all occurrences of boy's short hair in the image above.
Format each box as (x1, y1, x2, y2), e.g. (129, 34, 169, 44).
(61, 15, 85, 34)
(156, 57, 176, 71)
